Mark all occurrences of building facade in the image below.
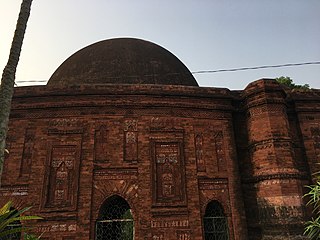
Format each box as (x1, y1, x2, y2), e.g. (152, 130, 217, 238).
(1, 38, 320, 240)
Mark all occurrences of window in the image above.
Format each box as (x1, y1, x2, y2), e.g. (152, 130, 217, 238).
(95, 195, 134, 240)
(203, 201, 229, 240)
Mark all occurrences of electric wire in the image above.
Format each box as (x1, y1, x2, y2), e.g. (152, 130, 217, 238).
(191, 61, 320, 74)
(14, 61, 320, 84)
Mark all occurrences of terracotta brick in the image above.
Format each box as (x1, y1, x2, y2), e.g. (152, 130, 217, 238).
(1, 78, 319, 239)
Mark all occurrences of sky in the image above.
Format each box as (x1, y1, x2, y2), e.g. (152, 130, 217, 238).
(0, 0, 319, 90)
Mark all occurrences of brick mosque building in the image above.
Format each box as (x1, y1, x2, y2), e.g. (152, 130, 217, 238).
(1, 38, 320, 240)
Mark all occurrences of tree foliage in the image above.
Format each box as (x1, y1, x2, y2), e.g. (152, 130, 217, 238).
(275, 76, 310, 90)
(0, 201, 42, 239)
(304, 174, 320, 239)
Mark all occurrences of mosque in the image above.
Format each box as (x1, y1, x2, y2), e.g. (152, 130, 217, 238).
(1, 38, 320, 240)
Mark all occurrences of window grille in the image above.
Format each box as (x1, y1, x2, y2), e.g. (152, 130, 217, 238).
(95, 196, 134, 240)
(203, 201, 229, 240)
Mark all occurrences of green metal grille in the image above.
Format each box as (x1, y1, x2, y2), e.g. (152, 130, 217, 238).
(203, 201, 229, 240)
(95, 196, 134, 240)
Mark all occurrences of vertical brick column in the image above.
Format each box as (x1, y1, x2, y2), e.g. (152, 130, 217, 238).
(243, 79, 305, 239)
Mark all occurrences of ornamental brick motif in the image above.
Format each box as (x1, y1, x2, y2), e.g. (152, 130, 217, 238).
(195, 133, 205, 172)
(124, 119, 138, 162)
(150, 131, 187, 208)
(311, 127, 320, 160)
(151, 219, 189, 228)
(2, 61, 318, 240)
(45, 146, 77, 208)
(154, 143, 183, 202)
(152, 233, 164, 240)
(20, 128, 35, 177)
(42, 136, 82, 211)
(214, 131, 226, 172)
(34, 223, 77, 233)
(150, 117, 177, 130)
(177, 230, 192, 240)
(94, 125, 108, 162)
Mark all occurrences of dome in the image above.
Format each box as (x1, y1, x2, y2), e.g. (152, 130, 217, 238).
(47, 38, 198, 86)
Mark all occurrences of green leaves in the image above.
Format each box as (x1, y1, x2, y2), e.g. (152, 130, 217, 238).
(24, 232, 44, 240)
(275, 76, 310, 90)
(304, 216, 320, 239)
(0, 201, 42, 239)
(304, 176, 320, 239)
(305, 182, 320, 212)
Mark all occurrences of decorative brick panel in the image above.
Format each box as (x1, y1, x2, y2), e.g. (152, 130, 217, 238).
(2, 79, 318, 239)
(41, 135, 82, 212)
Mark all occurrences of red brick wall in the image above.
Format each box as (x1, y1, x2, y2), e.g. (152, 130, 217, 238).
(1, 80, 319, 239)
(237, 80, 319, 239)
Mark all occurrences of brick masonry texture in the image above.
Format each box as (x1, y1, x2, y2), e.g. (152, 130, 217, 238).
(3, 37, 319, 240)
(1, 79, 319, 239)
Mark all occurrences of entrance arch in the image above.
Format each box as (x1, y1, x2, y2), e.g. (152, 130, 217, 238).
(203, 200, 229, 240)
(95, 195, 134, 240)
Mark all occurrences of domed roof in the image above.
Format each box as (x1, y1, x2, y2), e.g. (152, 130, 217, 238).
(47, 38, 198, 86)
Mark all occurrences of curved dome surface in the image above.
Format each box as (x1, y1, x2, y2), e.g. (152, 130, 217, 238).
(47, 38, 198, 86)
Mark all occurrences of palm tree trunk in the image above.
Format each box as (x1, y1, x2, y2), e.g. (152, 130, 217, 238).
(0, 0, 33, 186)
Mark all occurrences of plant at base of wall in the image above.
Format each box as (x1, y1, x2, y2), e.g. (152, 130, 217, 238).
(0, 201, 42, 239)
(24, 232, 44, 240)
(304, 175, 320, 239)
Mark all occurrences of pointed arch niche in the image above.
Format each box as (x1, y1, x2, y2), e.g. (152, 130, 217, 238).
(203, 200, 229, 240)
(95, 195, 134, 240)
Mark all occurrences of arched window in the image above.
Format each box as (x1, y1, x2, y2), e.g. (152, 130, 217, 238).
(95, 195, 134, 240)
(203, 201, 229, 240)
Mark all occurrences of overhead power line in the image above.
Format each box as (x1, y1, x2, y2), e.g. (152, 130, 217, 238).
(191, 61, 320, 74)
(14, 61, 320, 84)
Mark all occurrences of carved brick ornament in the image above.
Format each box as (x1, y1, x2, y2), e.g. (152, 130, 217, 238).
(20, 128, 35, 177)
(152, 141, 187, 206)
(94, 125, 108, 162)
(124, 119, 138, 162)
(42, 140, 81, 211)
